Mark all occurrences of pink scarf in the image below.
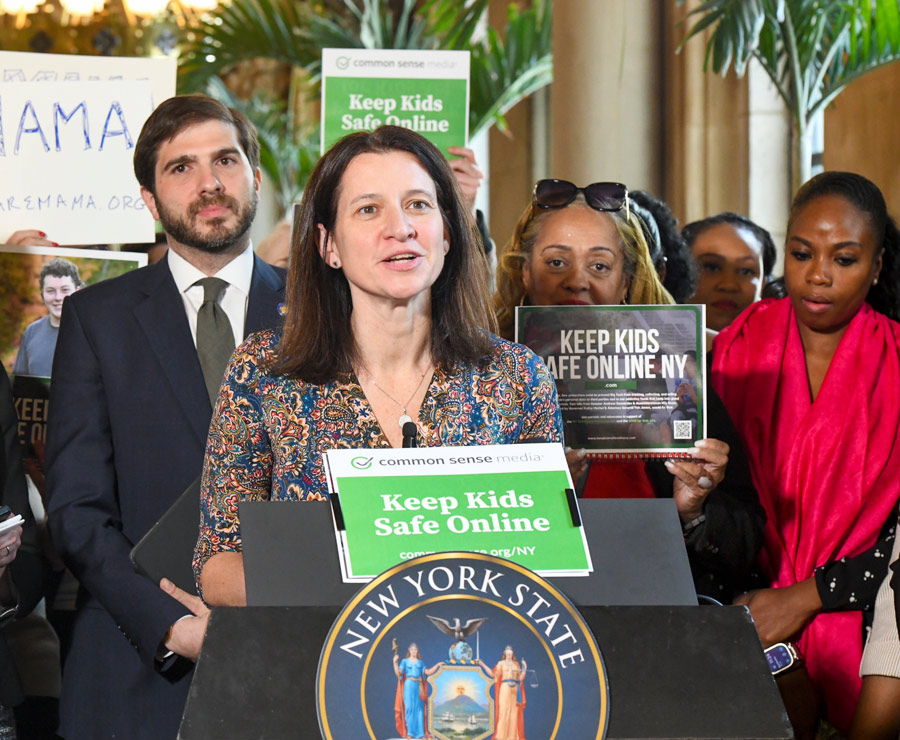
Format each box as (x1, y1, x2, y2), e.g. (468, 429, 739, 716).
(712, 298, 900, 730)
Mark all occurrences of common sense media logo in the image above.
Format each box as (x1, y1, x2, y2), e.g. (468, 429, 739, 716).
(351, 456, 373, 470)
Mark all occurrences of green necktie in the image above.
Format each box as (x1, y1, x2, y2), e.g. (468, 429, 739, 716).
(195, 277, 235, 406)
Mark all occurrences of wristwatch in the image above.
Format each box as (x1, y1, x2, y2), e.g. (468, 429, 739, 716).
(764, 642, 803, 675)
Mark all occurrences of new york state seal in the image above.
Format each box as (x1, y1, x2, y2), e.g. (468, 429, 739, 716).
(317, 552, 609, 740)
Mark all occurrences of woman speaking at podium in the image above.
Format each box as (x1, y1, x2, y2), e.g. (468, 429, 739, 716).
(193, 126, 562, 605)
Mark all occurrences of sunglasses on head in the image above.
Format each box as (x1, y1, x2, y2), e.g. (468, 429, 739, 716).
(532, 179, 629, 217)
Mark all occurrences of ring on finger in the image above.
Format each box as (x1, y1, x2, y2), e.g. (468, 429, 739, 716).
(698, 475, 713, 490)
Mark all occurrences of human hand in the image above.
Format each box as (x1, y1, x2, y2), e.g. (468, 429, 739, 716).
(5, 230, 57, 247)
(0, 517, 23, 576)
(565, 448, 589, 483)
(733, 579, 822, 648)
(666, 438, 729, 520)
(447, 146, 483, 213)
(0, 517, 21, 604)
(160, 578, 211, 661)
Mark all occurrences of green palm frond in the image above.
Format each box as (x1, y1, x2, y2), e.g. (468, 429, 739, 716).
(420, 0, 490, 50)
(678, 0, 900, 128)
(469, 0, 552, 137)
(178, 0, 316, 93)
(179, 0, 491, 90)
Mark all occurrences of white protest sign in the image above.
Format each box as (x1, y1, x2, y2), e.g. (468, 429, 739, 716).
(0, 52, 175, 245)
(0, 51, 175, 110)
(0, 79, 155, 245)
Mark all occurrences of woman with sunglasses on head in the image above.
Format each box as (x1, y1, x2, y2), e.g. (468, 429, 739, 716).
(193, 127, 562, 606)
(712, 172, 900, 737)
(494, 179, 764, 604)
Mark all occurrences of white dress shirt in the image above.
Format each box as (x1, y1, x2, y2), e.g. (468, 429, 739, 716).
(166, 244, 254, 348)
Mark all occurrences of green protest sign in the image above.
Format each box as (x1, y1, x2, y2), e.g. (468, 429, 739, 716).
(324, 444, 592, 581)
(320, 48, 469, 156)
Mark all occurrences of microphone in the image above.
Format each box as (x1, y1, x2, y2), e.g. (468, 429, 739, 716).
(402, 421, 419, 448)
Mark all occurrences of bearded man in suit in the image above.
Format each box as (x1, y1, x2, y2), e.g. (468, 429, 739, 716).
(45, 94, 286, 740)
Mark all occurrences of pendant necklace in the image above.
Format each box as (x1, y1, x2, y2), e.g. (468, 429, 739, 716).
(365, 366, 430, 428)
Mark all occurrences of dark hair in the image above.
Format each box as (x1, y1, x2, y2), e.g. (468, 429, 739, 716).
(631, 200, 663, 266)
(761, 276, 787, 300)
(789, 171, 900, 322)
(133, 94, 260, 194)
(631, 191, 697, 303)
(269, 126, 494, 383)
(40, 257, 83, 290)
(682, 212, 777, 279)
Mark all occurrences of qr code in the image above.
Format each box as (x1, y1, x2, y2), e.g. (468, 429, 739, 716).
(673, 420, 693, 440)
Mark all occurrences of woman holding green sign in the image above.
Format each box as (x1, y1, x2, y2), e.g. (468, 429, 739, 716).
(492, 181, 765, 604)
(193, 127, 562, 606)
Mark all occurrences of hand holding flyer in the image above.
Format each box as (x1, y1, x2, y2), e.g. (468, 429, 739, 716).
(0, 515, 25, 536)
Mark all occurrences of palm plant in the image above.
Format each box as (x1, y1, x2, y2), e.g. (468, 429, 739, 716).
(679, 0, 900, 188)
(179, 0, 552, 207)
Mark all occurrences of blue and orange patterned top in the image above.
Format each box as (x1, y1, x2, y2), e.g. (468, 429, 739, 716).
(193, 330, 562, 582)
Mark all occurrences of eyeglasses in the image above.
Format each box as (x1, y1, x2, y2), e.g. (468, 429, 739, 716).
(532, 179, 629, 217)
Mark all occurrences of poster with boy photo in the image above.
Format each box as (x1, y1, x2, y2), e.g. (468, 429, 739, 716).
(1, 245, 146, 452)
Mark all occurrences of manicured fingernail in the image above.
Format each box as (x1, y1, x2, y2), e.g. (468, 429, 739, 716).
(577, 449, 586, 459)
(664, 460, 675, 468)
(39, 231, 46, 237)
(687, 448, 699, 456)
(694, 440, 707, 447)
(51, 242, 60, 247)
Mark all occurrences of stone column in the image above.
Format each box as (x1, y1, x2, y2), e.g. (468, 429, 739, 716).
(550, 0, 664, 193)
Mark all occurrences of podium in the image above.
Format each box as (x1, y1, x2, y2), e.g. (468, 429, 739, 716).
(179, 500, 792, 739)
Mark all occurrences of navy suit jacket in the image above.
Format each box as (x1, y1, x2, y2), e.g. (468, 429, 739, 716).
(45, 253, 285, 740)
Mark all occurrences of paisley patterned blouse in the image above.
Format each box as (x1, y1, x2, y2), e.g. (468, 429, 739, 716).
(193, 330, 562, 582)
